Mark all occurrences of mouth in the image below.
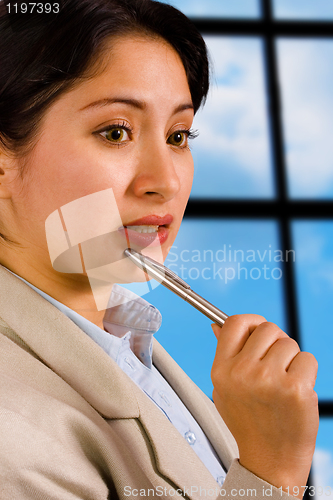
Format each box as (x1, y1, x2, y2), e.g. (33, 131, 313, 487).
(118, 214, 173, 248)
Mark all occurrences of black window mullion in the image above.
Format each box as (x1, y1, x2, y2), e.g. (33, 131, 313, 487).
(192, 19, 333, 38)
(261, 0, 302, 349)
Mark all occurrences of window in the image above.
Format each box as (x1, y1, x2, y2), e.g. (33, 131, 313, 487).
(191, 36, 275, 198)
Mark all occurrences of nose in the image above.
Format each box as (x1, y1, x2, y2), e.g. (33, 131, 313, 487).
(130, 138, 181, 202)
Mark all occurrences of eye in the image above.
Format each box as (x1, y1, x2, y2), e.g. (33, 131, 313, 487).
(101, 127, 130, 143)
(104, 128, 129, 143)
(167, 131, 188, 148)
(96, 122, 132, 145)
(167, 128, 199, 149)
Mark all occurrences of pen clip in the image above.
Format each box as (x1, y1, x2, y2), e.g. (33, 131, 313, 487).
(142, 253, 191, 289)
(125, 249, 191, 290)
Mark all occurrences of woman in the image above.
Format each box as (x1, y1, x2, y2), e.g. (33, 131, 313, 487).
(0, 0, 318, 498)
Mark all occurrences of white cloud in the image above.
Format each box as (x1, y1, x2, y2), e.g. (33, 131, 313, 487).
(192, 37, 272, 192)
(277, 40, 333, 197)
(195, 86, 270, 175)
(313, 448, 333, 490)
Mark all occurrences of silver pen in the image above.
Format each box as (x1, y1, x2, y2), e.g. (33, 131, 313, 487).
(124, 248, 228, 327)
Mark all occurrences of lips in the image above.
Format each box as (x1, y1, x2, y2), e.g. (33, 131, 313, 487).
(121, 214, 173, 227)
(118, 214, 173, 248)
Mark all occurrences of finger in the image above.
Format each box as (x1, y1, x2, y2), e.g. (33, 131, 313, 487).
(211, 323, 222, 340)
(214, 314, 267, 360)
(261, 337, 300, 372)
(239, 321, 288, 361)
(287, 351, 318, 388)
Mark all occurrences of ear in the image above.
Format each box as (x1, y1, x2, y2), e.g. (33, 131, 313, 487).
(0, 148, 16, 200)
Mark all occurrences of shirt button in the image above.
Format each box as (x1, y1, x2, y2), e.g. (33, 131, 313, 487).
(124, 357, 135, 369)
(158, 391, 172, 407)
(184, 431, 196, 445)
(217, 476, 225, 487)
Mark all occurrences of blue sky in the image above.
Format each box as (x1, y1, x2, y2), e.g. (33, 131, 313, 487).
(159, 0, 260, 18)
(277, 40, 333, 198)
(273, 0, 333, 20)
(293, 221, 333, 400)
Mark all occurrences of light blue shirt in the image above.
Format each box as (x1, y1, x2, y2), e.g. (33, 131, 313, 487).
(8, 271, 226, 486)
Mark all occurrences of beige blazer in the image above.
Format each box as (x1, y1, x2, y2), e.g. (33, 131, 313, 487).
(0, 265, 291, 499)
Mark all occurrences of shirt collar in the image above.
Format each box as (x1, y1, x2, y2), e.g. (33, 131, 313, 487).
(104, 284, 162, 336)
(103, 284, 162, 367)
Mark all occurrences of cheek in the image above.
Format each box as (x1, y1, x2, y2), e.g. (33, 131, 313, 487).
(25, 142, 118, 214)
(27, 161, 94, 217)
(169, 155, 194, 231)
(179, 154, 194, 197)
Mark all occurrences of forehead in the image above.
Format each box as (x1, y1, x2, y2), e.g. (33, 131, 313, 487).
(59, 34, 193, 114)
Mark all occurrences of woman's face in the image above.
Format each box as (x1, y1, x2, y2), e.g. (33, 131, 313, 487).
(4, 35, 195, 285)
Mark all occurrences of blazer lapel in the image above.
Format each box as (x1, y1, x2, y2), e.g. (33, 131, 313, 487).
(0, 265, 139, 420)
(135, 389, 221, 499)
(128, 339, 239, 499)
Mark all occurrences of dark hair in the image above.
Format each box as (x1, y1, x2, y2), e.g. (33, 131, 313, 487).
(0, 0, 209, 158)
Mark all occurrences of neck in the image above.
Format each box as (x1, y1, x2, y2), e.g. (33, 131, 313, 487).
(0, 251, 112, 330)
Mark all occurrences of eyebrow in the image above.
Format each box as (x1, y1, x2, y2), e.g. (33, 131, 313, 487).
(79, 97, 194, 115)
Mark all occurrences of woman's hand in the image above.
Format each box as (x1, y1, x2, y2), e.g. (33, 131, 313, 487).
(211, 315, 319, 499)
